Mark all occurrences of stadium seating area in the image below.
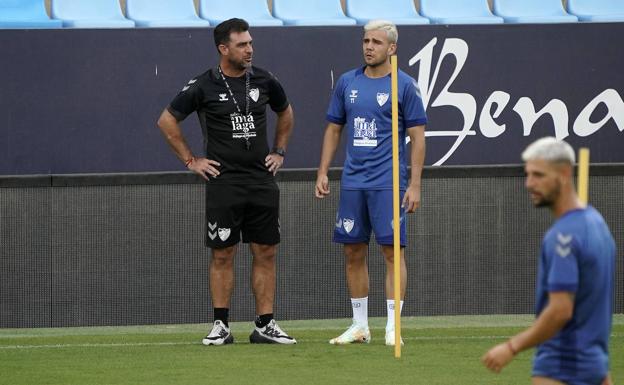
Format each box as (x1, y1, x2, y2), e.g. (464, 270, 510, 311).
(492, 0, 578, 23)
(566, 0, 624, 22)
(420, 0, 503, 24)
(0, 0, 623, 28)
(345, 0, 429, 25)
(51, 0, 135, 28)
(125, 0, 210, 28)
(0, 0, 62, 28)
(199, 0, 283, 26)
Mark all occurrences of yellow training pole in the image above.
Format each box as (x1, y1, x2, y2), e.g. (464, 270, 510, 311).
(578, 148, 590, 205)
(390, 55, 401, 358)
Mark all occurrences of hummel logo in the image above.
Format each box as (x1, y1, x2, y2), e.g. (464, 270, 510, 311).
(556, 245, 571, 258)
(556, 232, 573, 257)
(182, 78, 197, 92)
(208, 231, 217, 240)
(219, 93, 228, 101)
(208, 222, 217, 231)
(349, 89, 358, 103)
(390, 215, 405, 229)
(557, 233, 572, 245)
(412, 80, 422, 98)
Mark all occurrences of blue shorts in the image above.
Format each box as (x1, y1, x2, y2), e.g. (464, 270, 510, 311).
(333, 189, 407, 246)
(531, 374, 606, 385)
(533, 351, 608, 385)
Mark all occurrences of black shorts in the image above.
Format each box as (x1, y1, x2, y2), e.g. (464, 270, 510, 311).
(204, 182, 280, 248)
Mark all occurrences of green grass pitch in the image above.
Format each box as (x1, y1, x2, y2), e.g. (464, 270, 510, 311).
(1, 315, 622, 385)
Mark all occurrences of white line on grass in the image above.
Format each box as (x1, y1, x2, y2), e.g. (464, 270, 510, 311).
(1, 334, 622, 350)
(0, 336, 508, 349)
(0, 342, 193, 350)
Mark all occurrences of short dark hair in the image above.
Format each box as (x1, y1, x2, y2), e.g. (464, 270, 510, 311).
(213, 18, 250, 49)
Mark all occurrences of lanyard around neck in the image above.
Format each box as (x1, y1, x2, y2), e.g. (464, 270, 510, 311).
(217, 66, 252, 150)
(217, 66, 250, 116)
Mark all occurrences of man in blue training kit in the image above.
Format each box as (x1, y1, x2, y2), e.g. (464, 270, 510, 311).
(482, 137, 615, 385)
(315, 20, 427, 346)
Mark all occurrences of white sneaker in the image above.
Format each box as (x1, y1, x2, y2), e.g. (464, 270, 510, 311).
(329, 323, 371, 345)
(249, 319, 297, 344)
(385, 329, 404, 346)
(202, 320, 234, 346)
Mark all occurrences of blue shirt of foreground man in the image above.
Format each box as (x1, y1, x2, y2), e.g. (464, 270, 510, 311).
(482, 137, 615, 385)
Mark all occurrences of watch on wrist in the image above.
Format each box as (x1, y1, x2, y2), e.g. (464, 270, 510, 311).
(272, 147, 286, 157)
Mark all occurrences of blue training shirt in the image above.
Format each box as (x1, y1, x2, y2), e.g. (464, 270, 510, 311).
(533, 206, 616, 382)
(326, 67, 427, 190)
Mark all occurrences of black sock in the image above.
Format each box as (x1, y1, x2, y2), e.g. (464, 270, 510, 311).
(255, 313, 273, 328)
(214, 308, 229, 327)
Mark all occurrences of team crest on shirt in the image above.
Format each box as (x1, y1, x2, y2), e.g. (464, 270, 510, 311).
(343, 218, 355, 234)
(376, 92, 389, 107)
(249, 88, 259, 102)
(353, 117, 377, 147)
(218, 228, 231, 241)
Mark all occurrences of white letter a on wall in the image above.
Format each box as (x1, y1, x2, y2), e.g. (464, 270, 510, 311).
(574, 89, 624, 137)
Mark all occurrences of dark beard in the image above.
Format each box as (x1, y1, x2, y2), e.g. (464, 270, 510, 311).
(533, 181, 561, 208)
(228, 58, 250, 72)
(535, 199, 553, 208)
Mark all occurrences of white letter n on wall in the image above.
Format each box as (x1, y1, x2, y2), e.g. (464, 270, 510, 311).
(513, 97, 569, 139)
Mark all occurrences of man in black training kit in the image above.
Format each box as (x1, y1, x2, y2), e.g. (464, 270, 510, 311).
(157, 18, 296, 345)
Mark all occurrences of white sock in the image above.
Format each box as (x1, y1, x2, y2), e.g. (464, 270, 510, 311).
(351, 297, 368, 327)
(386, 300, 404, 331)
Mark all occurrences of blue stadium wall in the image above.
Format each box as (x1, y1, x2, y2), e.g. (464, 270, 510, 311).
(0, 23, 623, 175)
(1, 24, 624, 327)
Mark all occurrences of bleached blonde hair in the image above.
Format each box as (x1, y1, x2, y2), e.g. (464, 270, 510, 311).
(364, 19, 398, 44)
(521, 137, 576, 165)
